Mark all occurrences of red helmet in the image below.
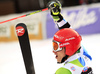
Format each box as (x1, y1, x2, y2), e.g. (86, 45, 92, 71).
(53, 28, 82, 56)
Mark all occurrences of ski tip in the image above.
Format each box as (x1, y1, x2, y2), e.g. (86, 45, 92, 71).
(16, 23, 26, 36)
(16, 23, 26, 28)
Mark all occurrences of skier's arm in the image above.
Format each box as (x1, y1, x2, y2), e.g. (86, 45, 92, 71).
(48, 0, 71, 30)
(53, 14, 71, 30)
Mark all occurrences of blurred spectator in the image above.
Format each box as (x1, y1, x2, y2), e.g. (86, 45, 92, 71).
(79, 0, 100, 5)
(79, 0, 93, 5)
(62, 0, 79, 7)
(61, 0, 100, 7)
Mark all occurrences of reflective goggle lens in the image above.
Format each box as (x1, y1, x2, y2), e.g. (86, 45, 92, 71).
(53, 41, 63, 52)
(53, 42, 59, 51)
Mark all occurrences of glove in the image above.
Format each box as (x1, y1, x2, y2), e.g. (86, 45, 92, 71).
(48, 0, 61, 15)
(81, 67, 93, 74)
(47, 0, 63, 21)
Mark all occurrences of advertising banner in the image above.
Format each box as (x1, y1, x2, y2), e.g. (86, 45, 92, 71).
(46, 4, 100, 38)
(0, 13, 43, 42)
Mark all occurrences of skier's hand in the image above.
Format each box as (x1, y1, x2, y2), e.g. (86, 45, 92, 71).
(47, 0, 62, 21)
(48, 0, 61, 16)
(81, 67, 93, 74)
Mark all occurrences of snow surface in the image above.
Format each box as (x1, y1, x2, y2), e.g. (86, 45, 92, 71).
(0, 34, 100, 74)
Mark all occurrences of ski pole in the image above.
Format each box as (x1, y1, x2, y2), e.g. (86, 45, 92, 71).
(0, 8, 48, 24)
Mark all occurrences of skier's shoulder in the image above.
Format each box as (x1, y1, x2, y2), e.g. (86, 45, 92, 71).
(55, 57, 84, 74)
(55, 67, 71, 74)
(62, 55, 86, 74)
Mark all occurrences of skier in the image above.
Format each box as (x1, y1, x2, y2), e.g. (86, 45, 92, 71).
(48, 0, 93, 74)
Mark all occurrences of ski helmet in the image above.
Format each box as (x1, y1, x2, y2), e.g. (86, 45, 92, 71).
(53, 28, 82, 56)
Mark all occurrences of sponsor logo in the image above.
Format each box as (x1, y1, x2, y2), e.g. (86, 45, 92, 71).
(82, 67, 93, 74)
(59, 42, 70, 48)
(82, 67, 88, 72)
(54, 35, 64, 39)
(16, 26, 25, 36)
(71, 66, 76, 71)
(62, 8, 97, 29)
(54, 35, 59, 38)
(65, 37, 75, 41)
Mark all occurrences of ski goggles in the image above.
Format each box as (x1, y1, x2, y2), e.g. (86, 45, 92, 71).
(52, 40, 62, 52)
(53, 40, 70, 52)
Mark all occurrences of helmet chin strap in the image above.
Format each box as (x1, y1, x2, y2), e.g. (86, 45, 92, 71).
(57, 55, 69, 63)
